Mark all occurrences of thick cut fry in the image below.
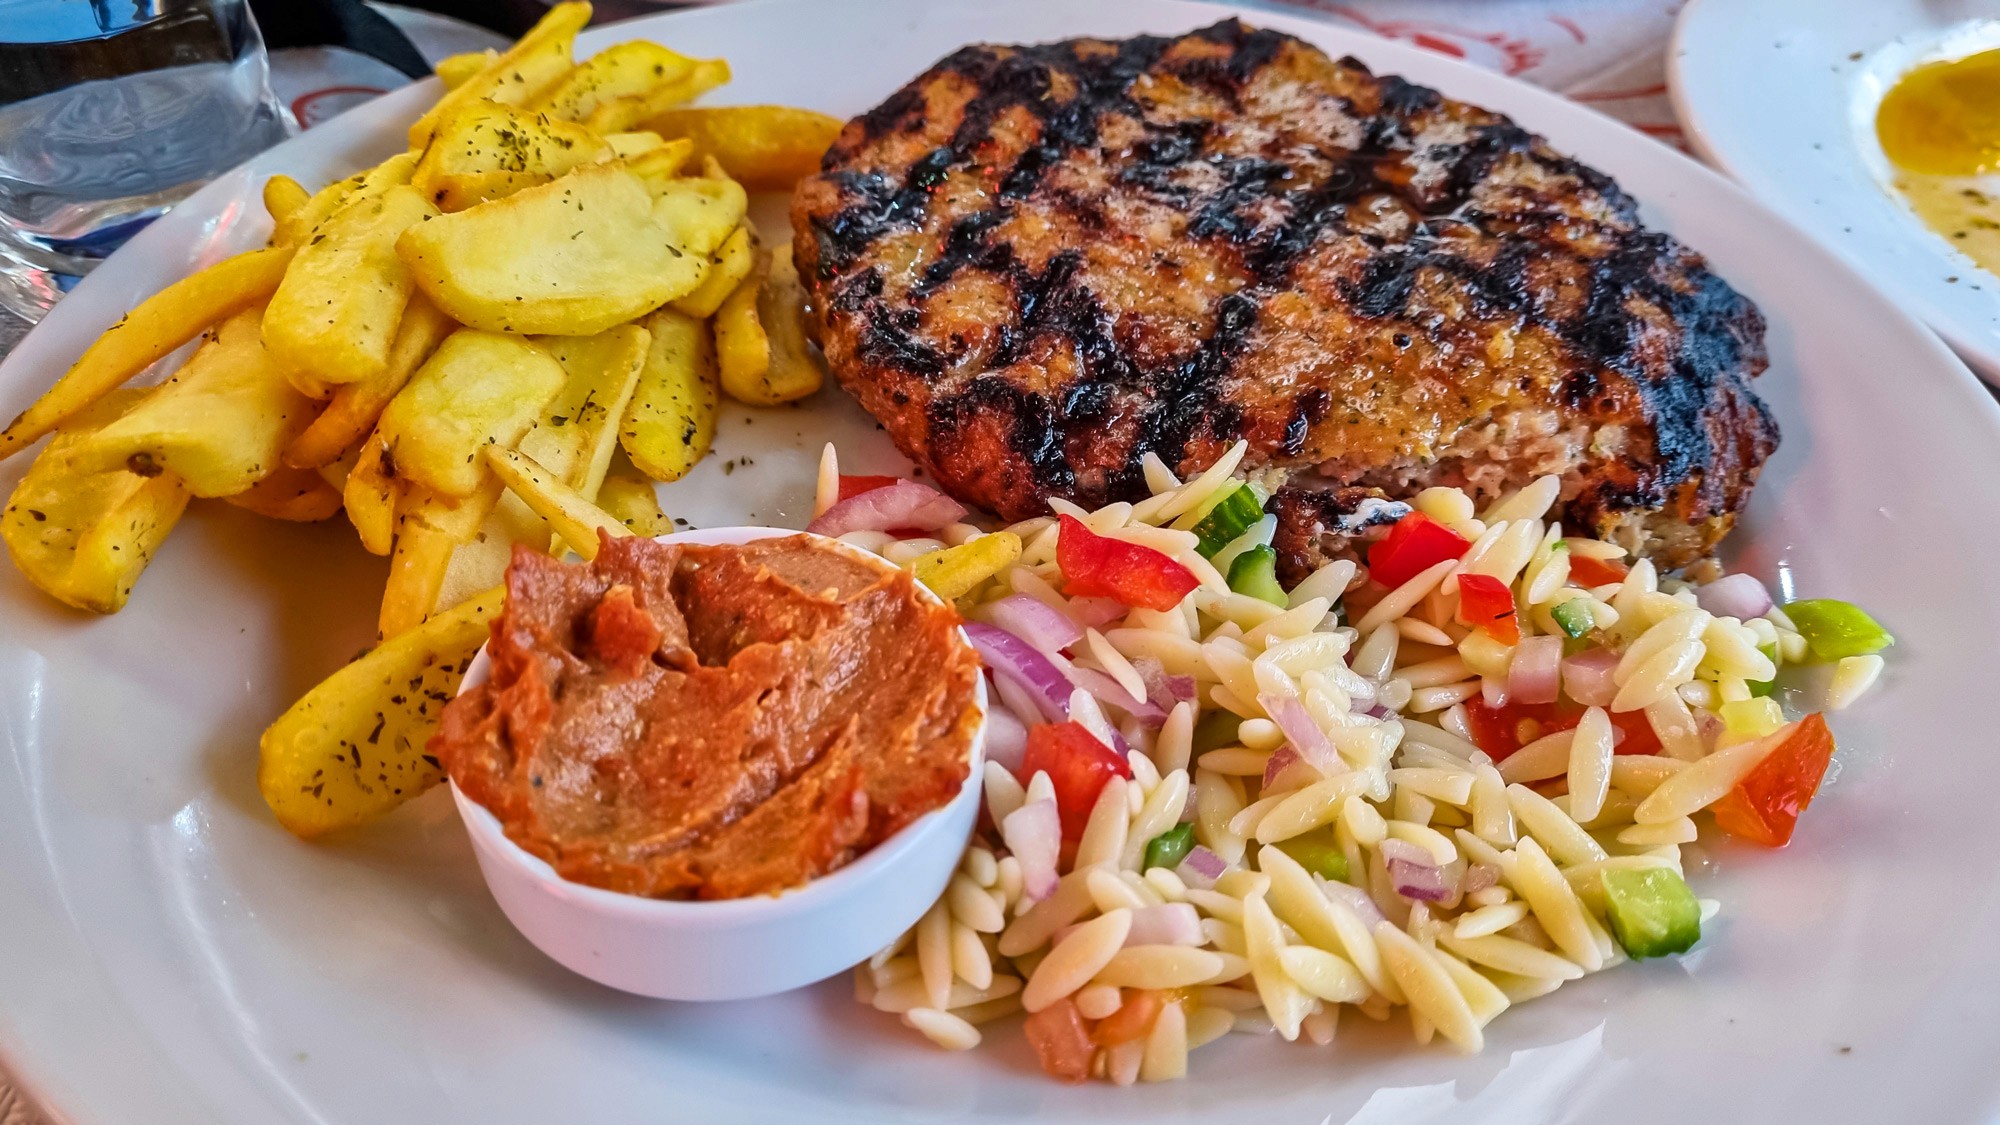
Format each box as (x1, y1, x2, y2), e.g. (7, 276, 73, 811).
(582, 58, 731, 134)
(671, 223, 755, 318)
(375, 330, 566, 498)
(393, 478, 508, 622)
(530, 41, 703, 123)
(652, 173, 748, 258)
(399, 162, 708, 335)
(644, 106, 844, 191)
(223, 463, 343, 521)
(604, 131, 665, 157)
(597, 460, 671, 535)
(407, 1, 590, 149)
(380, 519, 456, 639)
(714, 246, 771, 403)
(262, 176, 311, 244)
(434, 49, 496, 90)
(619, 308, 716, 481)
(622, 138, 697, 191)
(343, 435, 399, 556)
(485, 445, 630, 558)
(528, 324, 649, 496)
(1, 391, 191, 613)
(258, 583, 505, 837)
(756, 242, 823, 404)
(0, 245, 293, 461)
(264, 184, 436, 388)
(412, 102, 610, 212)
(286, 151, 421, 249)
(283, 293, 453, 469)
(66, 306, 317, 497)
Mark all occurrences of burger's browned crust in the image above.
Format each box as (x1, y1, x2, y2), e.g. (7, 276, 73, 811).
(791, 18, 1776, 574)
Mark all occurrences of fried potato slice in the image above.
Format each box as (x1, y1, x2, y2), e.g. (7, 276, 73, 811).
(284, 151, 422, 251)
(619, 308, 716, 481)
(413, 102, 611, 212)
(716, 241, 822, 406)
(398, 162, 708, 335)
(485, 445, 631, 559)
(652, 172, 748, 258)
(343, 434, 399, 556)
(263, 184, 437, 389)
(262, 176, 311, 244)
(0, 245, 293, 461)
(530, 41, 703, 124)
(223, 463, 343, 522)
(621, 138, 697, 191)
(282, 293, 453, 470)
(258, 582, 505, 838)
(670, 222, 754, 318)
(581, 58, 731, 134)
(434, 49, 496, 90)
(65, 305, 318, 496)
(597, 457, 672, 536)
(407, 1, 590, 149)
(376, 330, 567, 498)
(379, 513, 459, 639)
(603, 131, 666, 157)
(644, 105, 844, 191)
(2, 391, 191, 613)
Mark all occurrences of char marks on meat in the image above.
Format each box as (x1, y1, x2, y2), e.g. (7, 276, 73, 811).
(791, 19, 1777, 576)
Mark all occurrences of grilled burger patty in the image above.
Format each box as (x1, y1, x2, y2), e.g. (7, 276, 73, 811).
(791, 19, 1777, 577)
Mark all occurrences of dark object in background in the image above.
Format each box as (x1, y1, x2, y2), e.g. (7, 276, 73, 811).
(249, 0, 432, 78)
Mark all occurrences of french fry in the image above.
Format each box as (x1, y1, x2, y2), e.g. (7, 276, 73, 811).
(582, 58, 731, 135)
(652, 172, 748, 258)
(262, 175, 311, 244)
(263, 184, 437, 388)
(619, 308, 716, 481)
(434, 49, 496, 90)
(285, 151, 422, 249)
(258, 582, 505, 837)
(283, 293, 453, 469)
(484, 445, 630, 559)
(375, 330, 567, 498)
(398, 162, 709, 336)
(756, 242, 823, 404)
(65, 305, 317, 497)
(671, 223, 754, 318)
(603, 131, 666, 158)
(597, 457, 672, 536)
(644, 105, 844, 191)
(1, 390, 191, 614)
(529, 325, 650, 496)
(407, 1, 591, 149)
(343, 434, 399, 556)
(531, 41, 705, 123)
(0, 245, 293, 461)
(379, 518, 456, 639)
(621, 138, 697, 192)
(412, 102, 611, 212)
(714, 245, 771, 404)
(223, 463, 343, 522)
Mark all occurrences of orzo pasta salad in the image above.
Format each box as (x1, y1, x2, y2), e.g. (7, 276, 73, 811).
(809, 442, 1892, 1085)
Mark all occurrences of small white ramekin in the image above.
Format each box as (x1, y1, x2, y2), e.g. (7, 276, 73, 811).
(449, 526, 985, 1001)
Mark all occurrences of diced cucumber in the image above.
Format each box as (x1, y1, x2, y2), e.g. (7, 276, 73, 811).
(1550, 598, 1594, 638)
(1274, 828, 1350, 883)
(1227, 544, 1285, 605)
(1191, 482, 1266, 558)
(1781, 599, 1893, 662)
(1600, 866, 1701, 958)
(1143, 823, 1196, 871)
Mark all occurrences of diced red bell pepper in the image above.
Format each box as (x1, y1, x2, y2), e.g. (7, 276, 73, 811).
(1455, 573, 1521, 644)
(1568, 554, 1630, 589)
(1710, 714, 1835, 848)
(1368, 512, 1471, 589)
(1024, 997, 1095, 1083)
(1055, 514, 1199, 611)
(1019, 720, 1132, 840)
(1463, 697, 1662, 761)
(837, 474, 902, 501)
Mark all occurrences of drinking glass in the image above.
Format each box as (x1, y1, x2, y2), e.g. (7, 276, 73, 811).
(0, 0, 293, 320)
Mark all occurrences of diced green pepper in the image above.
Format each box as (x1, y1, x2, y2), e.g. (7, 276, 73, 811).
(1227, 544, 1285, 605)
(1274, 828, 1350, 884)
(1192, 711, 1241, 756)
(1781, 599, 1893, 662)
(1550, 598, 1594, 639)
(1143, 823, 1196, 871)
(1191, 482, 1266, 558)
(1747, 642, 1779, 696)
(1600, 865, 1701, 958)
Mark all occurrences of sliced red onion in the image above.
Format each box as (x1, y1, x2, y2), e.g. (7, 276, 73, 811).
(1001, 798, 1061, 902)
(983, 699, 1028, 774)
(1262, 744, 1302, 789)
(1068, 596, 1126, 628)
(1318, 874, 1386, 926)
(963, 621, 1072, 723)
(1561, 647, 1620, 709)
(1388, 856, 1452, 902)
(1066, 664, 1167, 725)
(1126, 903, 1204, 947)
(1463, 862, 1500, 894)
(1133, 656, 1197, 711)
(1258, 692, 1343, 775)
(1696, 572, 1773, 621)
(805, 479, 966, 538)
(1176, 846, 1227, 890)
(988, 593, 1083, 653)
(1509, 635, 1562, 706)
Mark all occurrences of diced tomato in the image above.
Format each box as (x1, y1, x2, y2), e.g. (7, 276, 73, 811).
(1710, 714, 1835, 848)
(1056, 514, 1199, 611)
(1463, 697, 1662, 761)
(1455, 573, 1521, 644)
(1368, 513, 1471, 589)
(1024, 998, 1096, 1083)
(837, 474, 901, 501)
(1091, 990, 1164, 1046)
(1568, 554, 1630, 589)
(1019, 720, 1132, 839)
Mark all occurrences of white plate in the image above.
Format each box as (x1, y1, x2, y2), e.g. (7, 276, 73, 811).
(5, 1, 2000, 1121)
(1671, 0, 2000, 384)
